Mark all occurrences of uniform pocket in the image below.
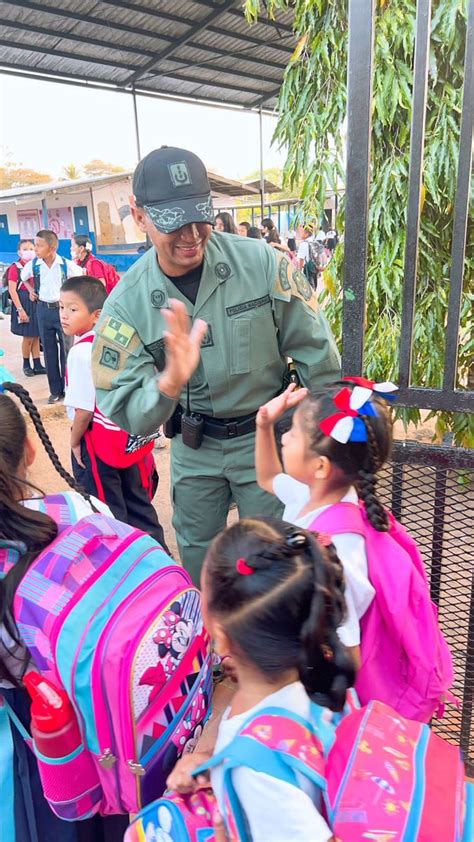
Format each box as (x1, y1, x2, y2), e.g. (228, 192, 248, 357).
(230, 314, 279, 375)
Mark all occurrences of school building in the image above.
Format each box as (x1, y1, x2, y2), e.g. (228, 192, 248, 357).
(0, 170, 262, 272)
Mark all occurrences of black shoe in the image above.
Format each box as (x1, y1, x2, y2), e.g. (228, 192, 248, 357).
(33, 364, 47, 375)
(23, 367, 35, 378)
(47, 393, 65, 404)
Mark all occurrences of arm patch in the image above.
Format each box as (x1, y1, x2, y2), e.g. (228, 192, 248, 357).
(273, 255, 319, 313)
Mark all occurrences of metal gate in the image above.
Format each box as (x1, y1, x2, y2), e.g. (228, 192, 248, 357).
(341, 0, 473, 770)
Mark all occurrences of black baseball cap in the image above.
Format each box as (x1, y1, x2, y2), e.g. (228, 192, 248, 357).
(133, 146, 214, 234)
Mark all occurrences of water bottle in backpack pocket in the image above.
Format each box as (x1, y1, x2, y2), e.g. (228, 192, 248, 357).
(12, 513, 212, 818)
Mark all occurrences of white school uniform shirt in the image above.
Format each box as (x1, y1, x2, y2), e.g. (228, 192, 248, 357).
(0, 492, 112, 689)
(212, 682, 333, 842)
(21, 255, 82, 302)
(297, 238, 311, 262)
(64, 330, 97, 422)
(273, 476, 375, 647)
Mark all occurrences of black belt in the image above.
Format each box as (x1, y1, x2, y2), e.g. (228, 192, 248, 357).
(39, 300, 60, 308)
(172, 407, 257, 439)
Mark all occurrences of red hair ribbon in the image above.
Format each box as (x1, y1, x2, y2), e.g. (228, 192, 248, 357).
(319, 386, 372, 443)
(236, 558, 255, 576)
(316, 533, 332, 547)
(343, 376, 397, 398)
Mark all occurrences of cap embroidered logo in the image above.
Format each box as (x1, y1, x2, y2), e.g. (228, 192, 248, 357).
(168, 162, 192, 187)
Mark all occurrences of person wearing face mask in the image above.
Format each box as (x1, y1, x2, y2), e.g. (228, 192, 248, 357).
(91, 147, 341, 585)
(71, 234, 120, 295)
(7, 239, 47, 378)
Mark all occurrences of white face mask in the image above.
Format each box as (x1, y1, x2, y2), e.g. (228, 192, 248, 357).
(71, 247, 78, 259)
(20, 249, 35, 261)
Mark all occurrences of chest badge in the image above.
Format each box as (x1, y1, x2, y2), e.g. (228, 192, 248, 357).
(215, 262, 232, 281)
(151, 289, 166, 308)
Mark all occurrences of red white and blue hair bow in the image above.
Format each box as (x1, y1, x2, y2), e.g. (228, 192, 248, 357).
(343, 376, 398, 401)
(320, 386, 378, 444)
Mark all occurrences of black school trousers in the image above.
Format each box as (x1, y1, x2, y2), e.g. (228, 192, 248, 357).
(72, 438, 170, 555)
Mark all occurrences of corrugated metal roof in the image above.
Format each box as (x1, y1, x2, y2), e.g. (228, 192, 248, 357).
(0, 1, 294, 111)
(0, 169, 260, 202)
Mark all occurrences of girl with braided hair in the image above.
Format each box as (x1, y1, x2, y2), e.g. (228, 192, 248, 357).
(0, 383, 128, 842)
(255, 377, 395, 668)
(167, 516, 354, 841)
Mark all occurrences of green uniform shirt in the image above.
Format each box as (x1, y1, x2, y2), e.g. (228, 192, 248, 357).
(92, 232, 341, 435)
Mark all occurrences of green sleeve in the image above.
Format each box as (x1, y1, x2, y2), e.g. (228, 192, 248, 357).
(92, 305, 177, 435)
(271, 253, 341, 390)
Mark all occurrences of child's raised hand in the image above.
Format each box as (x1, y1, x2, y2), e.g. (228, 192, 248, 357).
(256, 383, 309, 428)
(166, 750, 212, 794)
(160, 299, 208, 400)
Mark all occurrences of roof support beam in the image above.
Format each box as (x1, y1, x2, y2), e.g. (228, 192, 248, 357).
(0, 18, 282, 84)
(122, 0, 240, 87)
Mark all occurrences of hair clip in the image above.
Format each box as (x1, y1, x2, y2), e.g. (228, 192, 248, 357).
(316, 532, 332, 547)
(286, 530, 309, 549)
(236, 557, 255, 576)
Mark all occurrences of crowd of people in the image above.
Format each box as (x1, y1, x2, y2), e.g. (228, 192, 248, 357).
(0, 146, 470, 842)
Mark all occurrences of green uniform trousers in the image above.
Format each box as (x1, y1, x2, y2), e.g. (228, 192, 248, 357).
(171, 431, 283, 584)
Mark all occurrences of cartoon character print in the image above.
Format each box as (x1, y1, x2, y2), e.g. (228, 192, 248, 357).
(144, 806, 174, 842)
(139, 601, 194, 702)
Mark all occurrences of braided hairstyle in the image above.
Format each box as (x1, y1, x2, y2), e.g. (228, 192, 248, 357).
(204, 517, 355, 711)
(0, 385, 95, 684)
(298, 382, 393, 531)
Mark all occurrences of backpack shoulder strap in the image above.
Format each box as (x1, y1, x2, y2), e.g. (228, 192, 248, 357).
(309, 502, 366, 536)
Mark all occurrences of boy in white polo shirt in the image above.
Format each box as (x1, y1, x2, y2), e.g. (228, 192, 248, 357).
(21, 229, 82, 403)
(60, 275, 169, 551)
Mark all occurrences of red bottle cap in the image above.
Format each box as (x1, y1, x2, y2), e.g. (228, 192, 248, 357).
(23, 672, 74, 733)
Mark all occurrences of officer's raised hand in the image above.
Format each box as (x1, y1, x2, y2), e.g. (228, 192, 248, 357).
(160, 298, 208, 399)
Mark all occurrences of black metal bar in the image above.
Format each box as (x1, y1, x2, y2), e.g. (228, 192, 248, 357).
(398, 0, 432, 388)
(443, 0, 474, 391)
(122, 0, 239, 87)
(390, 462, 404, 521)
(429, 468, 447, 606)
(259, 106, 265, 220)
(460, 575, 474, 774)
(341, 0, 376, 375)
(391, 441, 474, 471)
(250, 84, 282, 108)
(395, 386, 474, 412)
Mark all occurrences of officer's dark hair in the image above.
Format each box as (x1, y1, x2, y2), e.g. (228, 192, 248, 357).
(215, 212, 237, 234)
(61, 276, 107, 313)
(299, 381, 393, 531)
(204, 517, 355, 711)
(36, 229, 58, 248)
(0, 384, 95, 686)
(72, 234, 92, 252)
(247, 226, 262, 239)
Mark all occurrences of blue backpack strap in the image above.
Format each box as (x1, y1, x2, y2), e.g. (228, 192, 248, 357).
(0, 698, 17, 842)
(32, 257, 41, 294)
(463, 783, 474, 842)
(194, 706, 330, 840)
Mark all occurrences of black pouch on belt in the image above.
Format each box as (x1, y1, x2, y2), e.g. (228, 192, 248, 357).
(181, 385, 204, 450)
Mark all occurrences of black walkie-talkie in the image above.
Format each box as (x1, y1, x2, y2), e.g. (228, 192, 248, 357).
(181, 384, 204, 450)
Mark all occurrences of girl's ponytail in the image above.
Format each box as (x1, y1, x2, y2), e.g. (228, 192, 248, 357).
(357, 415, 390, 531)
(4, 382, 95, 508)
(298, 536, 356, 711)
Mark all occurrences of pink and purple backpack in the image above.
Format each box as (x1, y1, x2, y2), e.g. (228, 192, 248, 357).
(310, 501, 454, 722)
(125, 698, 473, 842)
(1, 494, 212, 820)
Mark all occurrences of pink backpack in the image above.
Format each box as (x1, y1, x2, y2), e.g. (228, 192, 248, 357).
(2, 506, 211, 820)
(125, 699, 473, 842)
(310, 502, 454, 722)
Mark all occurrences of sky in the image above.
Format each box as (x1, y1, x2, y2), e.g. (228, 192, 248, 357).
(0, 74, 286, 182)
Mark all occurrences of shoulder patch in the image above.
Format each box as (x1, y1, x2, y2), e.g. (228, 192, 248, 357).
(101, 316, 135, 349)
(273, 254, 319, 313)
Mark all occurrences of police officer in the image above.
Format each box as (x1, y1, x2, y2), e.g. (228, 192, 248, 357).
(92, 147, 341, 582)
